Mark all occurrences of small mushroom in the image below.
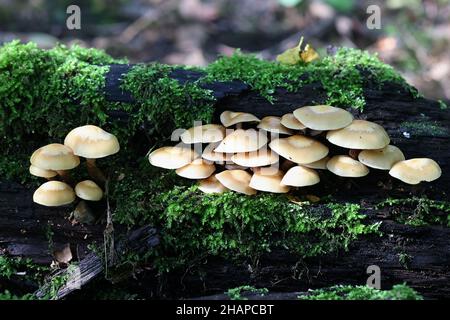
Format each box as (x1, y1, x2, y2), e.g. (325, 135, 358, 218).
(202, 142, 233, 164)
(293, 105, 353, 130)
(75, 180, 103, 201)
(180, 124, 225, 144)
(269, 135, 329, 164)
(326, 120, 390, 150)
(257, 116, 293, 135)
(303, 156, 330, 170)
(389, 158, 441, 185)
(64, 125, 120, 183)
(33, 181, 76, 207)
(149, 146, 199, 169)
(198, 175, 228, 194)
(326, 155, 369, 177)
(358, 145, 405, 170)
(249, 169, 290, 193)
(220, 111, 260, 127)
(280, 113, 307, 130)
(175, 158, 216, 179)
(29, 165, 57, 179)
(215, 170, 256, 195)
(214, 129, 268, 153)
(231, 150, 279, 167)
(281, 166, 320, 187)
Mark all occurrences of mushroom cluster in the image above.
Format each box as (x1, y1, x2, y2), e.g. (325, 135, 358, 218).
(30, 125, 119, 207)
(149, 106, 442, 195)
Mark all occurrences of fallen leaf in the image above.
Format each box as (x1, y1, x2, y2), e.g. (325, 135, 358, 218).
(276, 37, 320, 65)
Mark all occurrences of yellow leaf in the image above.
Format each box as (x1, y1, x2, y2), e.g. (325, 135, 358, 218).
(276, 47, 301, 65)
(300, 44, 320, 63)
(276, 36, 319, 65)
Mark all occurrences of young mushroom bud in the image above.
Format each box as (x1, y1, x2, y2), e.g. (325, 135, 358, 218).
(293, 105, 353, 130)
(33, 181, 76, 207)
(281, 165, 320, 187)
(75, 180, 103, 201)
(389, 158, 441, 185)
(326, 155, 370, 177)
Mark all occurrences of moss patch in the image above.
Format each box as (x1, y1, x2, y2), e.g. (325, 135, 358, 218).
(400, 120, 448, 137)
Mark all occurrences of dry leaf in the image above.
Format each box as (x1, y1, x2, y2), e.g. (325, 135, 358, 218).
(276, 37, 320, 65)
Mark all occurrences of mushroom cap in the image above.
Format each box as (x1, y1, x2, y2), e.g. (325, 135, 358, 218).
(281, 165, 320, 187)
(389, 158, 441, 185)
(303, 156, 330, 170)
(231, 150, 279, 167)
(257, 116, 293, 135)
(180, 124, 225, 144)
(280, 113, 307, 130)
(33, 181, 75, 206)
(224, 164, 249, 170)
(358, 145, 405, 170)
(214, 129, 268, 153)
(220, 111, 260, 127)
(30, 143, 80, 170)
(326, 120, 390, 150)
(202, 142, 233, 163)
(149, 146, 199, 169)
(175, 158, 216, 179)
(327, 155, 370, 177)
(198, 175, 228, 194)
(269, 135, 329, 164)
(249, 169, 290, 193)
(215, 170, 256, 195)
(75, 180, 103, 201)
(29, 165, 57, 178)
(293, 105, 353, 130)
(64, 125, 120, 159)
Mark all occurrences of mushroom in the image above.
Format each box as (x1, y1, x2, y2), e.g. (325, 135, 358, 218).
(389, 158, 441, 185)
(30, 143, 80, 182)
(202, 142, 233, 164)
(214, 129, 268, 153)
(220, 111, 260, 128)
(224, 164, 249, 170)
(303, 156, 330, 170)
(215, 170, 256, 195)
(280, 113, 307, 130)
(180, 124, 225, 144)
(326, 120, 390, 150)
(33, 181, 76, 207)
(281, 165, 320, 187)
(326, 155, 370, 177)
(257, 116, 293, 135)
(358, 145, 405, 170)
(249, 169, 290, 193)
(269, 135, 329, 164)
(75, 180, 103, 201)
(198, 175, 228, 194)
(29, 165, 57, 179)
(149, 146, 199, 169)
(64, 125, 120, 183)
(175, 158, 216, 179)
(231, 150, 279, 167)
(293, 105, 353, 130)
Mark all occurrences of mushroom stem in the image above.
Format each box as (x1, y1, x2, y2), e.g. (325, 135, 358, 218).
(348, 149, 361, 159)
(55, 170, 74, 185)
(86, 159, 107, 185)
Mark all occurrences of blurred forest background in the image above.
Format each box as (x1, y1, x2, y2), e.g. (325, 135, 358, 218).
(0, 0, 448, 101)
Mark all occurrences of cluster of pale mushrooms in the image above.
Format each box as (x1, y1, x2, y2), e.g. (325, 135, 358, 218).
(149, 106, 442, 195)
(30, 125, 120, 207)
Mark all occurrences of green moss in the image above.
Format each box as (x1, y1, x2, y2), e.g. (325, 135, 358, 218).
(400, 120, 448, 137)
(299, 284, 422, 300)
(0, 290, 36, 300)
(398, 252, 412, 269)
(226, 285, 269, 300)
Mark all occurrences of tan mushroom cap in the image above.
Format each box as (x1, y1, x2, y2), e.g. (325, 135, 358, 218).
(29, 165, 57, 178)
(30, 143, 80, 170)
(176, 158, 216, 179)
(224, 164, 248, 170)
(202, 142, 233, 163)
(280, 113, 307, 130)
(249, 169, 290, 193)
(198, 175, 228, 194)
(64, 125, 120, 159)
(269, 135, 329, 164)
(281, 165, 320, 187)
(389, 158, 441, 185)
(326, 120, 390, 150)
(257, 116, 293, 135)
(75, 180, 103, 201)
(215, 170, 256, 195)
(33, 181, 75, 206)
(149, 146, 199, 169)
(358, 145, 405, 170)
(231, 150, 279, 167)
(327, 155, 370, 177)
(180, 124, 226, 144)
(303, 157, 330, 170)
(220, 111, 260, 127)
(214, 129, 268, 153)
(293, 105, 353, 130)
